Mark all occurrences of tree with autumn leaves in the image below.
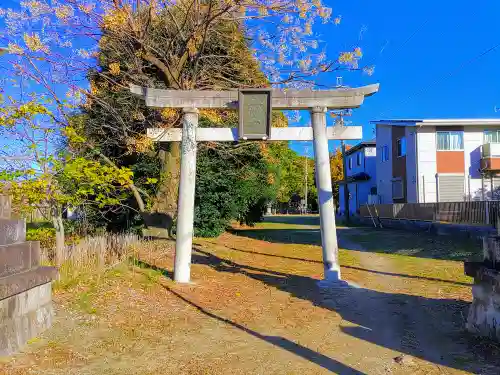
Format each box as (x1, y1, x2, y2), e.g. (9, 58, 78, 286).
(0, 0, 370, 237)
(0, 98, 137, 264)
(330, 146, 344, 208)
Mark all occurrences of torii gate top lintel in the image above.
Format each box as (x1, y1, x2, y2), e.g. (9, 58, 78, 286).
(129, 83, 379, 110)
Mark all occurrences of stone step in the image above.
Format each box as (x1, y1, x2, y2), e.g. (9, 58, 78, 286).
(0, 219, 25, 246)
(0, 266, 58, 301)
(0, 241, 40, 278)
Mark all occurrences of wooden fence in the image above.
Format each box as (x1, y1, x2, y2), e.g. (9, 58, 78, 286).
(360, 201, 499, 227)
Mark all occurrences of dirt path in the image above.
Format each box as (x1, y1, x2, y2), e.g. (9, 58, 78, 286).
(1, 216, 499, 374)
(336, 227, 477, 373)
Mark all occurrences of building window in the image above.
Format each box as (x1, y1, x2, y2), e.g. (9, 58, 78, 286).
(392, 179, 404, 199)
(381, 145, 389, 162)
(348, 157, 352, 170)
(436, 131, 463, 151)
(356, 152, 362, 166)
(484, 130, 500, 143)
(397, 137, 406, 157)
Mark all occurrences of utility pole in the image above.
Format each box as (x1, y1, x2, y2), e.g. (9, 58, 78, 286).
(340, 133, 350, 223)
(304, 145, 309, 214)
(341, 140, 350, 222)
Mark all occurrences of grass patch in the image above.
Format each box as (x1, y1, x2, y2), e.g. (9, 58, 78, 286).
(340, 229, 481, 262)
(74, 286, 98, 315)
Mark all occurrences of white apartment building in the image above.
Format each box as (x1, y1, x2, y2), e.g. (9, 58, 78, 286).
(371, 119, 500, 203)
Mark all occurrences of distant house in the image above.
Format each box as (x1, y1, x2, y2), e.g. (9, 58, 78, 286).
(338, 141, 377, 216)
(371, 119, 500, 203)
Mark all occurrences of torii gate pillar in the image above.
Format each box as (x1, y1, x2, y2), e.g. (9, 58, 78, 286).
(311, 107, 340, 280)
(174, 108, 199, 282)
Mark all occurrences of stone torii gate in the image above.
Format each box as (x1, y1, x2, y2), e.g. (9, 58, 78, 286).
(130, 84, 379, 283)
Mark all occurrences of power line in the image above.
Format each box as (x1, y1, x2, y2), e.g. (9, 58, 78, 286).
(377, 41, 500, 120)
(367, 18, 430, 69)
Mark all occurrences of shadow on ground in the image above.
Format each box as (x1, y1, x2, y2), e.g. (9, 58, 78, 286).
(132, 258, 365, 373)
(263, 215, 320, 226)
(135, 249, 499, 374)
(162, 281, 366, 374)
(189, 248, 500, 374)
(232, 216, 482, 262)
(221, 245, 471, 287)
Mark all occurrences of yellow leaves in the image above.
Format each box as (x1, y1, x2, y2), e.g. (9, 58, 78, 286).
(334, 16, 342, 25)
(200, 109, 223, 124)
(109, 62, 121, 76)
(126, 135, 153, 154)
(258, 6, 268, 16)
(102, 6, 130, 32)
(338, 51, 354, 64)
(299, 58, 312, 72)
(22, 1, 47, 16)
(304, 22, 312, 35)
(0, 101, 52, 128)
(330, 148, 344, 182)
(267, 172, 275, 185)
(187, 39, 197, 56)
(23, 33, 49, 53)
(339, 47, 363, 68)
(7, 43, 23, 55)
(132, 111, 145, 121)
(317, 6, 332, 21)
(272, 113, 288, 128)
(90, 81, 100, 96)
(55, 5, 73, 21)
(161, 108, 179, 123)
(62, 126, 86, 145)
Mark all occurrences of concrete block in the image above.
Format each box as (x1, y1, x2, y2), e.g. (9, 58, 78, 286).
(0, 282, 52, 319)
(0, 266, 57, 300)
(0, 299, 53, 356)
(0, 219, 25, 245)
(0, 195, 11, 219)
(0, 241, 40, 278)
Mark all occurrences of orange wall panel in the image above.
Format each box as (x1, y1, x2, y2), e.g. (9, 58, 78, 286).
(436, 151, 465, 173)
(483, 158, 500, 170)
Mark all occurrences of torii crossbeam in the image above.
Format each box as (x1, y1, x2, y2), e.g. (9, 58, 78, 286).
(130, 83, 379, 284)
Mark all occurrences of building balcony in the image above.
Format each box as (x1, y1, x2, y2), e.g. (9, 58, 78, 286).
(481, 143, 500, 170)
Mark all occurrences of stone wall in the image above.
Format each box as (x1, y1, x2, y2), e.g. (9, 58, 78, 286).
(0, 196, 57, 356)
(466, 236, 500, 340)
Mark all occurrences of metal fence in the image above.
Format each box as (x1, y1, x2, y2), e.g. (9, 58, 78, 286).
(359, 201, 500, 227)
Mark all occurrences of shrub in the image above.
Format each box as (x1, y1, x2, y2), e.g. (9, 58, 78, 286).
(26, 225, 56, 249)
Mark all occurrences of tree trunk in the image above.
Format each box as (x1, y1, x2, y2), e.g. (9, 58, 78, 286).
(144, 142, 181, 239)
(52, 212, 65, 266)
(152, 142, 181, 215)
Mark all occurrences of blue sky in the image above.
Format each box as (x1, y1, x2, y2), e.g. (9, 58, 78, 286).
(2, 0, 500, 159)
(290, 0, 500, 156)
